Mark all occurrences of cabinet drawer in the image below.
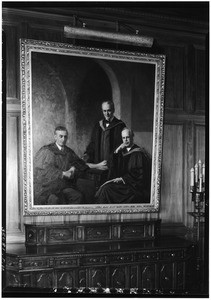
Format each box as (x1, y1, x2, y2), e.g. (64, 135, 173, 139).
(136, 251, 159, 261)
(55, 257, 78, 268)
(85, 227, 110, 241)
(121, 224, 145, 239)
(21, 258, 49, 270)
(110, 254, 133, 263)
(46, 228, 74, 244)
(82, 255, 106, 265)
(6, 256, 19, 268)
(161, 250, 184, 260)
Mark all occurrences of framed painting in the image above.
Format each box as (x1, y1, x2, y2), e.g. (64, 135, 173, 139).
(20, 38, 165, 215)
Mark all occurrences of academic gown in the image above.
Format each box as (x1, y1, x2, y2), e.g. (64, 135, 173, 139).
(85, 117, 126, 163)
(33, 143, 93, 205)
(96, 144, 151, 204)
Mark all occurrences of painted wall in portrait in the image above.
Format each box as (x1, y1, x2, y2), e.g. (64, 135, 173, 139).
(32, 52, 155, 159)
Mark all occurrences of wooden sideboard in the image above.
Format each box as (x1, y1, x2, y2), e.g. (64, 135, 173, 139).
(5, 237, 196, 294)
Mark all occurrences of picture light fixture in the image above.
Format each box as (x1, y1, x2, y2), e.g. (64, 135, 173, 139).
(64, 25, 154, 48)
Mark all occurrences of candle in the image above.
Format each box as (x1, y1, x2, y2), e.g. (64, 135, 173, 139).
(198, 160, 202, 177)
(195, 164, 198, 183)
(190, 168, 194, 187)
(202, 163, 205, 183)
(199, 174, 202, 192)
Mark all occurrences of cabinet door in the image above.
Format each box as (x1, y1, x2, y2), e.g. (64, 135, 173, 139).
(56, 269, 76, 288)
(20, 271, 53, 288)
(110, 266, 127, 288)
(89, 267, 107, 288)
(78, 269, 87, 288)
(130, 265, 138, 288)
(34, 271, 54, 289)
(6, 271, 20, 287)
(159, 263, 174, 290)
(176, 262, 185, 290)
(140, 264, 156, 290)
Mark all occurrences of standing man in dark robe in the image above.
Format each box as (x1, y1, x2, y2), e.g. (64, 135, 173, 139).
(83, 100, 126, 166)
(96, 128, 151, 204)
(34, 126, 96, 205)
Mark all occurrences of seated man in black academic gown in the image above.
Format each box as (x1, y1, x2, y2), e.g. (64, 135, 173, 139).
(34, 126, 97, 205)
(83, 100, 126, 168)
(96, 128, 151, 204)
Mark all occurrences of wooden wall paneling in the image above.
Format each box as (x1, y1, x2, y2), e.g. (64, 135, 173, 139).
(3, 22, 19, 100)
(27, 23, 64, 43)
(183, 121, 195, 228)
(160, 124, 184, 223)
(3, 9, 207, 236)
(6, 113, 24, 242)
(164, 45, 185, 111)
(194, 124, 205, 163)
(195, 48, 206, 113)
(184, 45, 196, 113)
(161, 45, 183, 110)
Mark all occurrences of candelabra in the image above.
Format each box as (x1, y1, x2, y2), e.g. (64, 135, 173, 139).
(188, 160, 205, 292)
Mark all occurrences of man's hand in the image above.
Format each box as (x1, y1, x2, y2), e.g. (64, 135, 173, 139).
(86, 160, 108, 170)
(96, 160, 108, 170)
(113, 177, 124, 183)
(114, 143, 126, 153)
(63, 166, 76, 179)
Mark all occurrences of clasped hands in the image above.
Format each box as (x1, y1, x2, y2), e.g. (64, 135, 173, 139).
(62, 166, 76, 179)
(86, 160, 108, 171)
(96, 160, 108, 170)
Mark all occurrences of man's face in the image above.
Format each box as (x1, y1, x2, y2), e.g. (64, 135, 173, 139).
(122, 129, 133, 148)
(102, 102, 114, 121)
(54, 130, 68, 147)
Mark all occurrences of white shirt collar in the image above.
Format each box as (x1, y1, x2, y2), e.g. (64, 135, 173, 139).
(56, 143, 63, 150)
(126, 144, 134, 152)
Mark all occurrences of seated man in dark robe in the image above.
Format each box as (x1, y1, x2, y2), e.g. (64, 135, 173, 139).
(34, 126, 96, 205)
(83, 100, 126, 185)
(96, 128, 151, 204)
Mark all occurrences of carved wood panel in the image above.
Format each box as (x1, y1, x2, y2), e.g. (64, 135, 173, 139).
(176, 262, 185, 290)
(195, 48, 206, 112)
(164, 45, 185, 110)
(3, 23, 18, 99)
(159, 263, 174, 290)
(6, 271, 20, 287)
(78, 269, 87, 288)
(140, 264, 156, 290)
(185, 45, 196, 113)
(20, 273, 31, 287)
(89, 267, 107, 288)
(35, 272, 53, 288)
(6, 114, 21, 232)
(160, 124, 184, 223)
(28, 23, 64, 43)
(110, 266, 127, 288)
(57, 269, 76, 288)
(195, 124, 205, 163)
(130, 265, 138, 288)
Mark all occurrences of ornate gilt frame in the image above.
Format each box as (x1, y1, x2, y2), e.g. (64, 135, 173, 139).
(20, 38, 165, 215)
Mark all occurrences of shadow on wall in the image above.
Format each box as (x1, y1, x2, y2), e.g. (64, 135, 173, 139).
(32, 53, 112, 157)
